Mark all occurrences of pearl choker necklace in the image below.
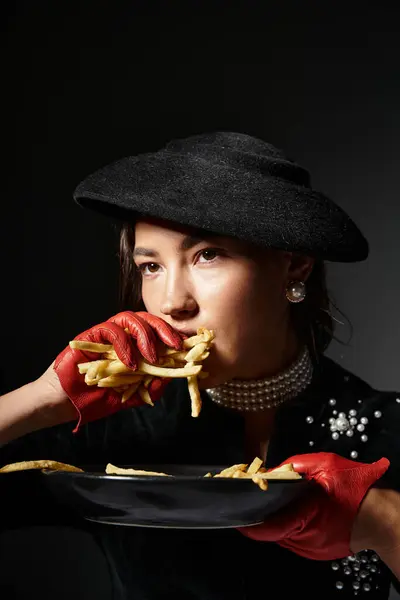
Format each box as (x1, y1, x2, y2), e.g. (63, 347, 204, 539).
(206, 346, 313, 411)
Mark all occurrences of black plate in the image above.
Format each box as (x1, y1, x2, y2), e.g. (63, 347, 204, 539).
(41, 464, 310, 529)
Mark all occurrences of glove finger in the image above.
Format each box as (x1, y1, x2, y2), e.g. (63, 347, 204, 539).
(136, 312, 183, 350)
(107, 312, 158, 364)
(80, 322, 138, 370)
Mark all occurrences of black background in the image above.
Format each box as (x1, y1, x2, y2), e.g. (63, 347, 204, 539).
(3, 1, 400, 394)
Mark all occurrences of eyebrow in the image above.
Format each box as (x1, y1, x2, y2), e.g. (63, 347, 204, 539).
(133, 233, 215, 259)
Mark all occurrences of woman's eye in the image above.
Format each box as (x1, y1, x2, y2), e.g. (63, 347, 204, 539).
(198, 249, 218, 262)
(138, 263, 160, 275)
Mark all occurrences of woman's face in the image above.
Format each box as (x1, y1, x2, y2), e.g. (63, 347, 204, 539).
(134, 218, 312, 387)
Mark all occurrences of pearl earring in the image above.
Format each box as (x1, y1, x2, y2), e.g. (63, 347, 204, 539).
(286, 280, 306, 303)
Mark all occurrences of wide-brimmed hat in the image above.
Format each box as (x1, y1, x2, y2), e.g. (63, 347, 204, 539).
(73, 131, 368, 262)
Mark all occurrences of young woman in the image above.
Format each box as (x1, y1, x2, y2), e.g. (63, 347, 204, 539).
(0, 132, 399, 600)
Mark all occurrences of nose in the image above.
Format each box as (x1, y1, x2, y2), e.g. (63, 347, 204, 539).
(160, 272, 198, 319)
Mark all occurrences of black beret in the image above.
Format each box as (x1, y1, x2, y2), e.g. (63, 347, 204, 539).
(73, 131, 369, 262)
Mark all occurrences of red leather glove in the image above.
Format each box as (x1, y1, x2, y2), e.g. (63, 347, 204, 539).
(54, 311, 183, 433)
(238, 452, 390, 561)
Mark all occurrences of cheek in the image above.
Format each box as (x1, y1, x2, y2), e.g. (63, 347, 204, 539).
(140, 280, 162, 314)
(201, 269, 282, 319)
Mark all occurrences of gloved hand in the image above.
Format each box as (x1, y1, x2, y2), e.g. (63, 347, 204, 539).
(238, 452, 390, 560)
(54, 311, 183, 432)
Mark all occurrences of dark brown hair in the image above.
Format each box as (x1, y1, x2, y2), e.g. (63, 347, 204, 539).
(119, 223, 350, 360)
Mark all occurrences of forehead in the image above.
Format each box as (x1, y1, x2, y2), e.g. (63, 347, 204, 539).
(133, 217, 274, 263)
(134, 217, 213, 240)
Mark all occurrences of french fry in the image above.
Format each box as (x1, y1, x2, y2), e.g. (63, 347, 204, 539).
(246, 457, 263, 475)
(70, 341, 114, 353)
(101, 360, 133, 376)
(135, 360, 201, 378)
(98, 374, 143, 388)
(268, 463, 295, 472)
(138, 385, 154, 406)
(253, 470, 301, 480)
(121, 381, 140, 403)
(188, 375, 202, 417)
(158, 357, 176, 368)
(184, 342, 208, 363)
(143, 375, 153, 388)
(213, 464, 248, 478)
(103, 350, 118, 360)
(160, 350, 188, 360)
(0, 460, 84, 474)
(182, 329, 214, 349)
(85, 360, 110, 385)
(105, 464, 171, 476)
(252, 476, 268, 491)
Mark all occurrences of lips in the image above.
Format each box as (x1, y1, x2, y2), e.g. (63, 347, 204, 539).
(173, 329, 197, 338)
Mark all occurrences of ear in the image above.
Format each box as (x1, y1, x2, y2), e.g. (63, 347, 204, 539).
(284, 253, 315, 283)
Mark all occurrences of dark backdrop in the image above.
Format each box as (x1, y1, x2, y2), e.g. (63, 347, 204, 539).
(3, 1, 400, 395)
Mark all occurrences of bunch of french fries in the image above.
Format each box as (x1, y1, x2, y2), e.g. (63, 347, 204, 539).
(206, 457, 301, 491)
(0, 457, 301, 493)
(69, 328, 215, 417)
(106, 457, 301, 491)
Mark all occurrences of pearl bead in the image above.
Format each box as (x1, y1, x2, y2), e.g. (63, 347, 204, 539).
(332, 432, 339, 440)
(329, 418, 335, 424)
(351, 451, 358, 459)
(349, 409, 357, 417)
(309, 441, 314, 446)
(358, 399, 363, 404)
(333, 410, 338, 415)
(356, 424, 365, 432)
(329, 399, 336, 406)
(338, 412, 346, 418)
(374, 410, 382, 418)
(346, 430, 354, 437)
(371, 554, 379, 562)
(396, 398, 400, 403)
(306, 416, 314, 424)
(336, 417, 350, 431)
(350, 417, 358, 426)
(335, 581, 344, 590)
(331, 563, 340, 571)
(361, 434, 368, 442)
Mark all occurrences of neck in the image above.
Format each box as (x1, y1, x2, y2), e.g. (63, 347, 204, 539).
(206, 343, 313, 413)
(234, 327, 302, 382)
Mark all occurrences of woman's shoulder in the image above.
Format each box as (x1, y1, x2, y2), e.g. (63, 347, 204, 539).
(318, 354, 399, 403)
(307, 355, 400, 489)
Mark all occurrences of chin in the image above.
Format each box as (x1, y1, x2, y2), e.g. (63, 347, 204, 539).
(197, 361, 233, 389)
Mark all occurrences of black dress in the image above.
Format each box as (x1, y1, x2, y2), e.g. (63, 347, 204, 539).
(0, 356, 399, 600)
